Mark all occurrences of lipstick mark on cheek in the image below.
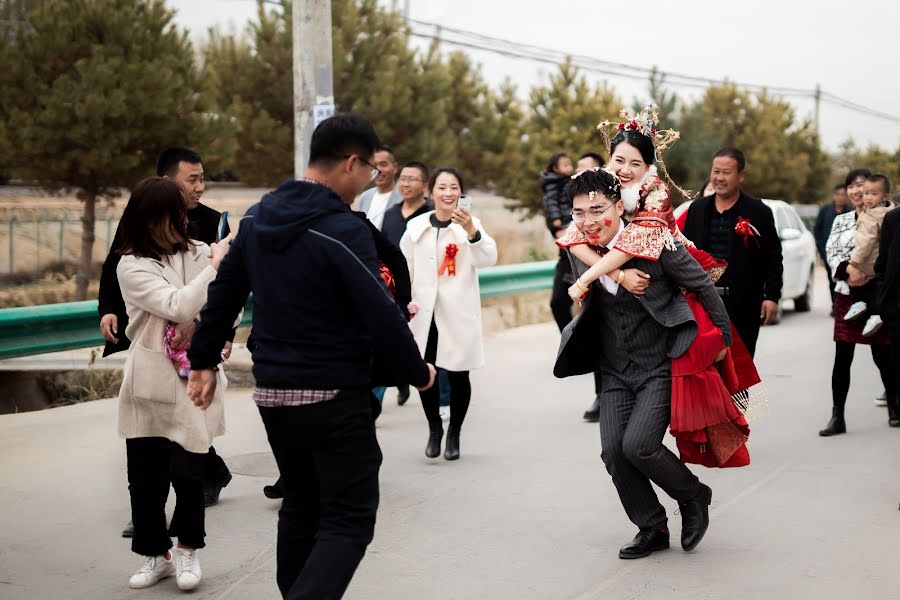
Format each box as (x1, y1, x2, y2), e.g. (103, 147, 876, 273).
(603, 218, 612, 227)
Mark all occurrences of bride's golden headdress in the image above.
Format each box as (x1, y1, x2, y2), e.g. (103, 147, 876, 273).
(596, 103, 691, 199)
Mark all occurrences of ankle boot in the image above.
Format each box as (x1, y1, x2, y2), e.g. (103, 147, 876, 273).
(887, 394, 900, 427)
(819, 408, 846, 436)
(425, 425, 443, 458)
(444, 427, 460, 461)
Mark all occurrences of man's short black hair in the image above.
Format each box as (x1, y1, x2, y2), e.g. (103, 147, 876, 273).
(308, 113, 381, 168)
(565, 169, 621, 204)
(375, 145, 396, 162)
(400, 161, 429, 182)
(833, 183, 847, 192)
(713, 147, 746, 172)
(157, 147, 202, 177)
(867, 173, 892, 195)
(579, 151, 605, 166)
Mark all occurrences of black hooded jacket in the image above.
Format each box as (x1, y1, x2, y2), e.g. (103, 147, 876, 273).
(187, 179, 429, 390)
(541, 170, 572, 236)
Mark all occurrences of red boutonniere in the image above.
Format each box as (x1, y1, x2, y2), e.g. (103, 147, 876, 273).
(734, 216, 761, 247)
(438, 243, 459, 276)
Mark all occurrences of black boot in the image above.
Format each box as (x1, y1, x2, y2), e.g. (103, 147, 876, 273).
(583, 395, 600, 422)
(679, 484, 712, 552)
(819, 408, 847, 436)
(397, 384, 410, 406)
(618, 527, 669, 559)
(887, 394, 900, 427)
(263, 476, 284, 499)
(425, 425, 443, 458)
(444, 427, 460, 461)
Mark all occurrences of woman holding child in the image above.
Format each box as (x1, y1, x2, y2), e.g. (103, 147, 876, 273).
(820, 168, 898, 435)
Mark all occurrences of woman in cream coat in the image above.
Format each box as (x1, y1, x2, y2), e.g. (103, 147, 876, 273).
(115, 177, 232, 592)
(400, 167, 497, 460)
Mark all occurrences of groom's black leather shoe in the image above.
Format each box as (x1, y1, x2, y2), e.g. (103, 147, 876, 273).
(680, 484, 712, 551)
(618, 528, 670, 559)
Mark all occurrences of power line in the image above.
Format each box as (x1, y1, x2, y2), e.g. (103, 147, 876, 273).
(407, 18, 900, 125)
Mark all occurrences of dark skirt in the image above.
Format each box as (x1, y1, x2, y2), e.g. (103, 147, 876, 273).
(833, 293, 891, 345)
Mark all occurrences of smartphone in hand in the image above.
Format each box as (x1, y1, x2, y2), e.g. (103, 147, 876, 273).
(217, 211, 229, 242)
(456, 196, 472, 212)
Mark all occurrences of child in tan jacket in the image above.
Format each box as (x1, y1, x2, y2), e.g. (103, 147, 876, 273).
(844, 174, 896, 336)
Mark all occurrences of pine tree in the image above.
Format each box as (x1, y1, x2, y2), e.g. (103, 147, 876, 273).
(503, 60, 621, 215)
(0, 0, 202, 298)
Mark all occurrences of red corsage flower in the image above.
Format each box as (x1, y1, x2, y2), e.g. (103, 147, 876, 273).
(438, 243, 459, 276)
(734, 216, 761, 247)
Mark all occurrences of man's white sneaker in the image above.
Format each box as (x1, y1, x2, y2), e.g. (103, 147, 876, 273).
(844, 301, 868, 321)
(862, 315, 884, 337)
(439, 405, 450, 420)
(875, 391, 888, 406)
(129, 554, 175, 589)
(174, 547, 202, 591)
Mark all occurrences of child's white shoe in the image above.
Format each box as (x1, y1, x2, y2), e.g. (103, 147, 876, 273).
(844, 301, 868, 321)
(862, 315, 883, 337)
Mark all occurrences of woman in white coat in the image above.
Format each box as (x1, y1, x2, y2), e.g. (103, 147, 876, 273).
(115, 177, 232, 591)
(400, 167, 498, 460)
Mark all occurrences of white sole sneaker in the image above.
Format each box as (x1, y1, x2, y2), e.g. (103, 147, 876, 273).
(174, 547, 202, 591)
(129, 554, 175, 589)
(862, 315, 884, 337)
(844, 301, 868, 321)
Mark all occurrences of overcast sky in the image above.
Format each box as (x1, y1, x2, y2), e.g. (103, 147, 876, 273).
(169, 0, 900, 152)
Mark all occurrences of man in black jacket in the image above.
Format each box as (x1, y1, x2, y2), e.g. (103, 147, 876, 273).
(682, 148, 783, 357)
(187, 114, 435, 600)
(97, 147, 233, 535)
(814, 184, 848, 310)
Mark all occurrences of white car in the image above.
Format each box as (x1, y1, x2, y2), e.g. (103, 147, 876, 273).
(673, 199, 817, 313)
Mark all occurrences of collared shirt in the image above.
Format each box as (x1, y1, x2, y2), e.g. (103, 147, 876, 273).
(252, 387, 339, 407)
(366, 190, 393, 230)
(595, 218, 626, 295)
(708, 207, 735, 262)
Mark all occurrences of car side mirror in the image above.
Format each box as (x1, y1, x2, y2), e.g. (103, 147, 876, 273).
(779, 227, 802, 241)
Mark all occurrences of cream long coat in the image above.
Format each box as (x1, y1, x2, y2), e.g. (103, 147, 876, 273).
(116, 242, 227, 454)
(400, 212, 498, 372)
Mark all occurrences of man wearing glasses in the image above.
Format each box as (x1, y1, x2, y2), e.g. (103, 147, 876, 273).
(356, 146, 401, 231)
(555, 168, 729, 559)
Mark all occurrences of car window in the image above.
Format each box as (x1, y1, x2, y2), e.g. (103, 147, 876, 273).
(773, 207, 788, 233)
(786, 207, 804, 231)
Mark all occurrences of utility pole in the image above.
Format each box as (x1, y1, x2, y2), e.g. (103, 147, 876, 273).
(814, 83, 821, 135)
(292, 0, 335, 178)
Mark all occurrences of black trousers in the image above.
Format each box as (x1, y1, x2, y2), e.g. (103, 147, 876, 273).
(599, 360, 701, 530)
(550, 255, 575, 332)
(126, 438, 206, 556)
(831, 341, 895, 412)
(258, 390, 382, 600)
(723, 296, 762, 358)
(419, 319, 471, 431)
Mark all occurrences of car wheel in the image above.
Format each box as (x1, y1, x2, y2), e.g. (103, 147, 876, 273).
(793, 267, 813, 312)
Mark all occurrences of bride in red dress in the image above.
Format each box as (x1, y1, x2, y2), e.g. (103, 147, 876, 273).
(558, 104, 759, 468)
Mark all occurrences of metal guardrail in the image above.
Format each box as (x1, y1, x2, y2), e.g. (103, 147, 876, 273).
(0, 261, 556, 360)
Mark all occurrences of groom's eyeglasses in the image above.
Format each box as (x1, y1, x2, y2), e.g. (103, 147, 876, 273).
(571, 204, 615, 224)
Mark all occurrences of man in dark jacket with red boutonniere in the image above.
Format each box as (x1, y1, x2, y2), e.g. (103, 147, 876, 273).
(682, 148, 783, 357)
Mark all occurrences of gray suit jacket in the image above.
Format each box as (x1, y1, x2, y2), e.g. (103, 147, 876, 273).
(357, 185, 402, 222)
(554, 242, 731, 378)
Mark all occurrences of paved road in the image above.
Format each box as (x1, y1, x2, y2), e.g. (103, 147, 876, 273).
(1, 279, 898, 599)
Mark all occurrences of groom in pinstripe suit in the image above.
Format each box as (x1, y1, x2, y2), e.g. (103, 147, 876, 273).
(554, 170, 731, 559)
